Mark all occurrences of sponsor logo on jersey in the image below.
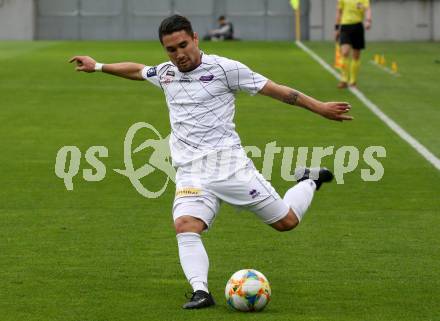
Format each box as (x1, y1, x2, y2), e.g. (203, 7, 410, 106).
(175, 187, 202, 197)
(180, 76, 192, 83)
(249, 189, 260, 199)
(161, 76, 173, 85)
(199, 75, 214, 82)
(147, 67, 157, 77)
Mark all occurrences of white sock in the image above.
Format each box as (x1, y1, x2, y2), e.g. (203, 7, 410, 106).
(283, 180, 316, 222)
(176, 232, 209, 293)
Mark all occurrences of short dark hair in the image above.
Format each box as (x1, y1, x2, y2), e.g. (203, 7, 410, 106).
(158, 15, 194, 44)
(218, 16, 226, 21)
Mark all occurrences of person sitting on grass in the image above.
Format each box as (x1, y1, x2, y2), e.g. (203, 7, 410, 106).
(203, 15, 234, 41)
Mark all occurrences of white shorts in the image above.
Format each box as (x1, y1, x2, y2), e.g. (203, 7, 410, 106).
(172, 149, 289, 229)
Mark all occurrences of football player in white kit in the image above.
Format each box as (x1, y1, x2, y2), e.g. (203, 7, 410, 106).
(70, 15, 352, 309)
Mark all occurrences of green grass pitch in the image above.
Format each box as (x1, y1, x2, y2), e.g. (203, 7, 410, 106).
(1, 40, 439, 321)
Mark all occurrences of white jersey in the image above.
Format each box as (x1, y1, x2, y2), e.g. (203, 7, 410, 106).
(141, 52, 268, 167)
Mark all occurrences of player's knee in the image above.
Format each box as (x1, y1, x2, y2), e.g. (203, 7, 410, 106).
(174, 215, 206, 234)
(341, 47, 350, 57)
(270, 211, 299, 232)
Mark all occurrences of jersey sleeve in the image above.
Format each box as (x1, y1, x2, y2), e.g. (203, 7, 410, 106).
(141, 65, 161, 87)
(222, 59, 268, 96)
(338, 0, 344, 10)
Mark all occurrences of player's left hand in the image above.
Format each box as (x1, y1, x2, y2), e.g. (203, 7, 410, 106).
(318, 102, 353, 121)
(365, 20, 372, 30)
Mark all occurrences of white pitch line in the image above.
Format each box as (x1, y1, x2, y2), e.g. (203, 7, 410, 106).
(296, 41, 440, 171)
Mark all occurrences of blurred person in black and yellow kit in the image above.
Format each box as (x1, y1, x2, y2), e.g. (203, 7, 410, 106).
(335, 0, 372, 88)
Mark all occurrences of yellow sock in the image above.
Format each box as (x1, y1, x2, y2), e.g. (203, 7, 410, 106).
(340, 57, 350, 83)
(350, 59, 361, 84)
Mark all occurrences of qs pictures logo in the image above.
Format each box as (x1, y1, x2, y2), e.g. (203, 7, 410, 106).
(55, 122, 387, 199)
(54, 122, 176, 199)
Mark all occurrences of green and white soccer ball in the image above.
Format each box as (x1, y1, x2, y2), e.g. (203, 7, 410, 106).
(225, 269, 271, 312)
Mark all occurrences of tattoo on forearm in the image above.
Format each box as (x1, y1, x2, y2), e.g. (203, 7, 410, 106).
(284, 90, 300, 106)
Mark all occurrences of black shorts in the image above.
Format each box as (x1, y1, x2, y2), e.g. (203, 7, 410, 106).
(340, 22, 365, 50)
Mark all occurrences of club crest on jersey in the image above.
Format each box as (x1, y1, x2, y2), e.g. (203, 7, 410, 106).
(147, 67, 157, 77)
(199, 75, 214, 82)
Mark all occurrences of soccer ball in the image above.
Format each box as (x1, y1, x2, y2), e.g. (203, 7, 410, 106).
(225, 269, 271, 312)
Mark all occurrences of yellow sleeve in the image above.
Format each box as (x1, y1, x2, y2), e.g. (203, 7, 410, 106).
(338, 0, 344, 10)
(364, 0, 370, 8)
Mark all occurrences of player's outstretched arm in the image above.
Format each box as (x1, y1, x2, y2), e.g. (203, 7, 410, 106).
(259, 80, 353, 121)
(69, 56, 145, 80)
